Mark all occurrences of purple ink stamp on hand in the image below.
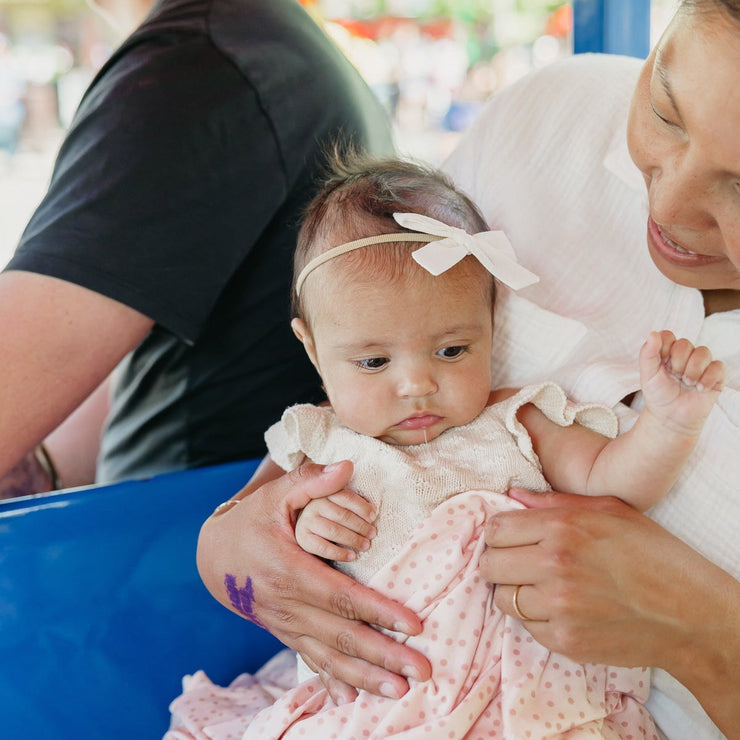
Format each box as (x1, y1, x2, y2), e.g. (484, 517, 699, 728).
(224, 574, 263, 627)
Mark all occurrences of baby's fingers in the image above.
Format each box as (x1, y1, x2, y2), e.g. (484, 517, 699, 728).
(327, 491, 377, 523)
(638, 330, 673, 384)
(696, 359, 726, 393)
(665, 336, 695, 378)
(674, 344, 724, 390)
(296, 530, 364, 562)
(298, 501, 376, 555)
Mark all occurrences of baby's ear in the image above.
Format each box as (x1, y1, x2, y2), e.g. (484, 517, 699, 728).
(291, 318, 320, 371)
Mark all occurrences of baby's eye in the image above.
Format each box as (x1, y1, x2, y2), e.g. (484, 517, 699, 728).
(437, 345, 466, 360)
(355, 357, 389, 371)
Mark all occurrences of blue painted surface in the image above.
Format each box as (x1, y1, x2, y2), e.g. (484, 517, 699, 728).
(573, 0, 651, 58)
(0, 460, 283, 740)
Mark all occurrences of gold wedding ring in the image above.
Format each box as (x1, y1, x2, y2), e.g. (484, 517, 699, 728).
(512, 584, 534, 622)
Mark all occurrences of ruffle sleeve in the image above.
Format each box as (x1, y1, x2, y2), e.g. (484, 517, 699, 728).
(501, 382, 618, 469)
(264, 404, 341, 471)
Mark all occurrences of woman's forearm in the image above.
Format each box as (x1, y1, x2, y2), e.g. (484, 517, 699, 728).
(659, 558, 740, 739)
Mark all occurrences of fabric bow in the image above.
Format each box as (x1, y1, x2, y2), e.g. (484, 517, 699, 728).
(394, 212, 539, 291)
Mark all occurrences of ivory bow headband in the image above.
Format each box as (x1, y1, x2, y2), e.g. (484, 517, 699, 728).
(295, 212, 539, 297)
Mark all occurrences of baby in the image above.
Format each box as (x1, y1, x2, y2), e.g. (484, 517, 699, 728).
(168, 154, 724, 740)
(284, 155, 722, 576)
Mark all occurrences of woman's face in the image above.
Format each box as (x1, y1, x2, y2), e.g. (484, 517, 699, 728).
(627, 5, 740, 292)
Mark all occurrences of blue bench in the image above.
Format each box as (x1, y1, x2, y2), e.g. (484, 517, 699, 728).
(0, 461, 283, 740)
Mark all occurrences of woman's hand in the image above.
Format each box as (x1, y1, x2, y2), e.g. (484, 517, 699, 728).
(197, 460, 431, 705)
(481, 488, 740, 738)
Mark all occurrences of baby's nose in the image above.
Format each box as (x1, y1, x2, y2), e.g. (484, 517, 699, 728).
(398, 368, 438, 398)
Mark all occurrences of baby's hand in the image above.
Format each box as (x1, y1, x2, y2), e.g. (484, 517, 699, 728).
(295, 490, 377, 562)
(639, 330, 725, 435)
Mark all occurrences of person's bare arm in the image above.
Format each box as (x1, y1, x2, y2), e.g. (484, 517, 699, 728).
(197, 460, 432, 705)
(482, 489, 740, 739)
(42, 375, 113, 489)
(0, 271, 153, 483)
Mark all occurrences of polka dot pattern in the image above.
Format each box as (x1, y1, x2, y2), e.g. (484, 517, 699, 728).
(167, 491, 659, 740)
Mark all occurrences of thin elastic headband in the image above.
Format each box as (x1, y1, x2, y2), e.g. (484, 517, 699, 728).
(295, 232, 439, 297)
(294, 212, 539, 297)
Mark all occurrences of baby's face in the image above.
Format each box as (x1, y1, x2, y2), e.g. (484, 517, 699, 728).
(303, 266, 493, 446)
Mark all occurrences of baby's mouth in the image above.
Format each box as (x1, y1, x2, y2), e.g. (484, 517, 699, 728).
(396, 414, 442, 430)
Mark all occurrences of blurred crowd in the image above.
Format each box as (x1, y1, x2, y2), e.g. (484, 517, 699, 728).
(0, 0, 674, 264)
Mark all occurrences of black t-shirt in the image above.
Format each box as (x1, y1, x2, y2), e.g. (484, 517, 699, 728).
(8, 0, 393, 481)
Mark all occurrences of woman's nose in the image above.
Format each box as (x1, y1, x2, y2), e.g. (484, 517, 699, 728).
(650, 148, 714, 230)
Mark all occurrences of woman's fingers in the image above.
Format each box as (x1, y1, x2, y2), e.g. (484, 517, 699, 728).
(295, 625, 425, 699)
(493, 583, 546, 623)
(258, 572, 429, 698)
(197, 461, 431, 698)
(480, 488, 697, 666)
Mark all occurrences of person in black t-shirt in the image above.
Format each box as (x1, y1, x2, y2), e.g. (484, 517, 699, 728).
(0, 0, 429, 709)
(0, 0, 393, 493)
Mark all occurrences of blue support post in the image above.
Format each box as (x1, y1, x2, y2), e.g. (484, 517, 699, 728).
(572, 0, 651, 58)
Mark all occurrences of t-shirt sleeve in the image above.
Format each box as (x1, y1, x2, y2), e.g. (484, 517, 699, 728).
(7, 38, 286, 343)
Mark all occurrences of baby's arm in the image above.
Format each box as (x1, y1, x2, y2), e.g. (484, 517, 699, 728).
(522, 331, 725, 511)
(296, 491, 377, 562)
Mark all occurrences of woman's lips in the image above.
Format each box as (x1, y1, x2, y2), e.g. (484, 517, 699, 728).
(648, 216, 721, 267)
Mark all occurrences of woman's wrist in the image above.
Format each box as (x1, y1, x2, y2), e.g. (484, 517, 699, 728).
(0, 447, 58, 499)
(655, 556, 740, 737)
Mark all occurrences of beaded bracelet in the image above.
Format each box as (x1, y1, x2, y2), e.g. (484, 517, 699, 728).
(34, 442, 61, 490)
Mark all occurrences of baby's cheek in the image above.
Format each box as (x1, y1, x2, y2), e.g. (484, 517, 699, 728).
(333, 398, 384, 438)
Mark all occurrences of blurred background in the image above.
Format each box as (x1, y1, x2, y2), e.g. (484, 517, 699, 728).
(0, 0, 676, 266)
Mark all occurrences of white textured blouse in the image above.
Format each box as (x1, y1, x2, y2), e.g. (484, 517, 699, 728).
(443, 52, 739, 740)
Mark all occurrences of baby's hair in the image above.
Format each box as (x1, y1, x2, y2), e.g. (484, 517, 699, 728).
(294, 148, 492, 321)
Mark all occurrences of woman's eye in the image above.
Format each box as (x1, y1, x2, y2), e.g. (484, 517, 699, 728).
(650, 101, 677, 128)
(356, 357, 388, 371)
(437, 345, 466, 359)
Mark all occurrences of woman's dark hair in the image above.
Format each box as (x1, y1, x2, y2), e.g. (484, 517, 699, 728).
(681, 0, 740, 21)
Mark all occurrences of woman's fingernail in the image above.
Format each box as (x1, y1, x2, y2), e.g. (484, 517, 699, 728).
(379, 682, 403, 699)
(402, 665, 422, 681)
(392, 621, 413, 634)
(322, 462, 342, 474)
(332, 691, 352, 706)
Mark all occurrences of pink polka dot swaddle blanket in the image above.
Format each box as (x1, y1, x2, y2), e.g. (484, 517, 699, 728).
(167, 489, 658, 740)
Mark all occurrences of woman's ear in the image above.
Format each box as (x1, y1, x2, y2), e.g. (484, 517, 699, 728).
(291, 318, 320, 372)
